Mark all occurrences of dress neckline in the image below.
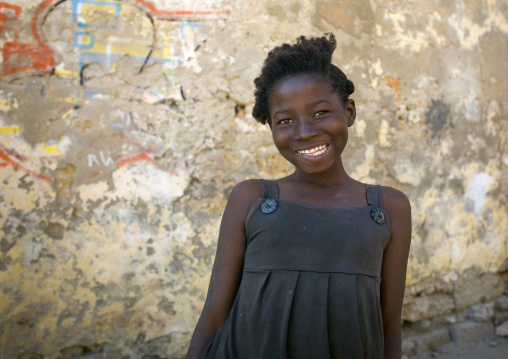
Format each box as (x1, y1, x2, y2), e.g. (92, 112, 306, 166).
(260, 179, 383, 209)
(275, 198, 371, 210)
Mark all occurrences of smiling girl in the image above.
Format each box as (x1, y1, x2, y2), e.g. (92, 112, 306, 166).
(187, 33, 411, 359)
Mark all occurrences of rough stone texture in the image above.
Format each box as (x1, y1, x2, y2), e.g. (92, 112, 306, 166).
(450, 321, 495, 346)
(0, 0, 507, 358)
(494, 312, 508, 326)
(468, 302, 494, 322)
(502, 272, 508, 295)
(496, 322, 508, 337)
(494, 296, 508, 325)
(453, 272, 504, 310)
(403, 293, 455, 322)
(496, 296, 508, 311)
(403, 327, 451, 356)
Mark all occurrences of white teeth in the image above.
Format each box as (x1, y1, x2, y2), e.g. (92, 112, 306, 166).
(297, 144, 328, 157)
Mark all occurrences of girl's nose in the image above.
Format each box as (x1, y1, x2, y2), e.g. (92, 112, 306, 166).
(296, 119, 318, 141)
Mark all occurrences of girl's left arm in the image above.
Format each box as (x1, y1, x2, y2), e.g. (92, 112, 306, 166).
(380, 187, 412, 359)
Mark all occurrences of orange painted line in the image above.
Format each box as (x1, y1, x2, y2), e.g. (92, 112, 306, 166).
(30, 0, 55, 65)
(134, 0, 230, 17)
(0, 148, 50, 181)
(0, 162, 8, 167)
(116, 153, 155, 168)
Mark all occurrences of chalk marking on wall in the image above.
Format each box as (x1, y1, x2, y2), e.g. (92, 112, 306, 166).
(88, 153, 100, 167)
(88, 150, 114, 167)
(100, 151, 115, 166)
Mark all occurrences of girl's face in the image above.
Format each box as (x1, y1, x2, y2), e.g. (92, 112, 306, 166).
(269, 74, 356, 176)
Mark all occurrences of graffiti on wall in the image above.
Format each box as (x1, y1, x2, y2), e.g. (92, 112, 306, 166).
(0, 0, 230, 183)
(0, 0, 230, 77)
(0, 1, 55, 76)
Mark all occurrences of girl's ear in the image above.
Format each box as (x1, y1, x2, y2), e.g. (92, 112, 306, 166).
(346, 99, 356, 127)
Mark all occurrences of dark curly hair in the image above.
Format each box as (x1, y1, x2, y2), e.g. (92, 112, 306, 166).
(252, 33, 355, 125)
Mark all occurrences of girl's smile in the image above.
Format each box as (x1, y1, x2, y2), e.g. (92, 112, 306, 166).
(269, 74, 356, 180)
(296, 143, 329, 157)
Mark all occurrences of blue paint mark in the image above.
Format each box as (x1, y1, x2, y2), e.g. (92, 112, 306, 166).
(179, 22, 203, 40)
(73, 31, 95, 49)
(72, 0, 121, 28)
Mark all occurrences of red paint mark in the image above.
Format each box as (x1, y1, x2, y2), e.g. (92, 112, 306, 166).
(2, 39, 54, 76)
(0, 148, 50, 181)
(134, 0, 231, 19)
(116, 153, 155, 168)
(0, 1, 55, 76)
(0, 3, 22, 28)
(0, 144, 28, 162)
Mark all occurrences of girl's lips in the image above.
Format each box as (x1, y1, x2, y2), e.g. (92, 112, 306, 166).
(296, 144, 329, 157)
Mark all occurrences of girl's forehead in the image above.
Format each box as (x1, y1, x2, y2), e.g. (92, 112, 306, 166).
(272, 73, 331, 93)
(269, 74, 336, 103)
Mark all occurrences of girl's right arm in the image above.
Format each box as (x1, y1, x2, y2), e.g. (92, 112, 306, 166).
(186, 179, 261, 359)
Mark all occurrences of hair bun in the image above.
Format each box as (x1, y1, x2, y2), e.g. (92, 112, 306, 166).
(346, 80, 355, 95)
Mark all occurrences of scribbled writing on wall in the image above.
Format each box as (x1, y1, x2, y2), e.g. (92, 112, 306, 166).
(0, 0, 231, 78)
(0, 0, 230, 184)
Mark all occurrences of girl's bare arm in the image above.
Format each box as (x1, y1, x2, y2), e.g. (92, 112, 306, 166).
(380, 187, 412, 359)
(186, 179, 261, 359)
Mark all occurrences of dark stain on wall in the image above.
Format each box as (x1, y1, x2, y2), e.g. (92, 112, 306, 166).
(425, 99, 450, 136)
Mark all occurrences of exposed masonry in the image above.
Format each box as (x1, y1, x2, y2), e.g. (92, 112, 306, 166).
(0, 0, 507, 358)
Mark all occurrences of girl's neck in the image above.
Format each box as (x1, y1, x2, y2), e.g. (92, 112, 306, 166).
(290, 161, 354, 187)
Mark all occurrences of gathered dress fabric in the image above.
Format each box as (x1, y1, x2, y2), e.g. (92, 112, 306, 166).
(202, 179, 391, 359)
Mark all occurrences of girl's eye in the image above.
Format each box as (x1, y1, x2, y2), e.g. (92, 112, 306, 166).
(278, 119, 292, 124)
(314, 110, 328, 117)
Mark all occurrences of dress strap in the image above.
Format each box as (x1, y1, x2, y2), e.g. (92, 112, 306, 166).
(259, 179, 279, 199)
(366, 184, 382, 208)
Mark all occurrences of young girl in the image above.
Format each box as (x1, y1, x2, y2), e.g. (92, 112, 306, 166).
(187, 33, 411, 359)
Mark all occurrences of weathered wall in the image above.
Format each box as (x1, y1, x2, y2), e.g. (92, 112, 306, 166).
(0, 0, 507, 358)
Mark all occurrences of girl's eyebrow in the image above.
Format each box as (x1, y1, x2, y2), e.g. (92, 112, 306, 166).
(306, 99, 332, 108)
(273, 99, 332, 117)
(273, 108, 291, 117)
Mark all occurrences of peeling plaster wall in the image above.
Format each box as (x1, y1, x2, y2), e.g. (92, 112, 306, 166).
(0, 0, 507, 358)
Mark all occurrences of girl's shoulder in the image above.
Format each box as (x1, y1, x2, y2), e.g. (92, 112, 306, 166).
(226, 179, 266, 226)
(226, 178, 264, 208)
(380, 185, 411, 230)
(229, 179, 263, 201)
(380, 185, 410, 209)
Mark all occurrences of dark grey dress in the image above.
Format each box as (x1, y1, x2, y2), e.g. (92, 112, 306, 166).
(202, 179, 391, 358)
